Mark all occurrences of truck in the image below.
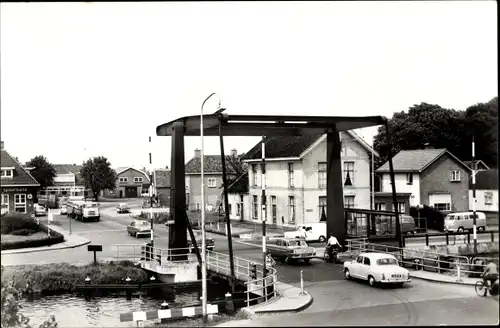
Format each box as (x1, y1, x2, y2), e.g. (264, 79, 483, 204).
(68, 200, 100, 222)
(38, 194, 59, 209)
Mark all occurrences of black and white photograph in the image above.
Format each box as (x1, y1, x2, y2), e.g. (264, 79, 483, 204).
(0, 1, 498, 327)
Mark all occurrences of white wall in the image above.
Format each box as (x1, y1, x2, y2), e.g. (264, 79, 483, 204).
(381, 173, 421, 206)
(54, 173, 75, 184)
(469, 189, 498, 212)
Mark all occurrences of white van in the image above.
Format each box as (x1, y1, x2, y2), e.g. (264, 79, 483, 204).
(444, 212, 486, 232)
(284, 222, 327, 242)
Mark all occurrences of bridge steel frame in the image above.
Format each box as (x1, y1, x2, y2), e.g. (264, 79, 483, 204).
(156, 113, 402, 257)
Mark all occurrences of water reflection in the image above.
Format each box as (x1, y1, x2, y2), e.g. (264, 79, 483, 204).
(19, 292, 200, 328)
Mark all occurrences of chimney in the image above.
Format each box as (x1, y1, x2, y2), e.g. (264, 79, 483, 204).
(230, 148, 238, 157)
(0, 141, 4, 150)
(194, 149, 201, 159)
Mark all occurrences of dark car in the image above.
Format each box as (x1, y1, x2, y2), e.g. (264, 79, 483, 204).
(268, 237, 316, 264)
(187, 230, 215, 253)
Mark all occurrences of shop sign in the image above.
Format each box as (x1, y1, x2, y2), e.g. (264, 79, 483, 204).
(1, 187, 28, 193)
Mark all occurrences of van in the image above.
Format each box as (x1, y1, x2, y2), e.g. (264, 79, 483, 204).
(376, 215, 417, 236)
(284, 222, 327, 242)
(444, 212, 486, 232)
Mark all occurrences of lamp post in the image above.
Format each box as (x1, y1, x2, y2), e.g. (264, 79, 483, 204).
(149, 136, 154, 248)
(261, 135, 267, 294)
(200, 92, 220, 323)
(471, 137, 478, 254)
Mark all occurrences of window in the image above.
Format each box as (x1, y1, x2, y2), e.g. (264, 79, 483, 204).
(240, 194, 244, 202)
(363, 257, 371, 266)
(14, 194, 26, 213)
(450, 170, 460, 182)
(343, 162, 354, 186)
(252, 195, 258, 220)
(319, 196, 327, 220)
(288, 163, 294, 188)
(119, 177, 128, 183)
(344, 196, 355, 208)
(1, 169, 13, 177)
(318, 162, 327, 188)
(1, 194, 9, 213)
(375, 203, 386, 211)
(406, 173, 413, 185)
(252, 164, 258, 186)
(288, 196, 296, 224)
(433, 203, 451, 211)
(207, 178, 217, 188)
(134, 177, 143, 183)
(394, 202, 405, 214)
(356, 256, 363, 263)
(485, 191, 493, 205)
(271, 196, 277, 223)
(236, 203, 241, 216)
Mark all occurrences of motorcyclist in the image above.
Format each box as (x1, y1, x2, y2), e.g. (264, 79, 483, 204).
(326, 233, 342, 263)
(482, 260, 499, 288)
(266, 251, 275, 268)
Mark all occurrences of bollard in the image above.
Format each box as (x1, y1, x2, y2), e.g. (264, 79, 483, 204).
(125, 277, 132, 300)
(84, 276, 92, 300)
(300, 270, 305, 295)
(225, 292, 235, 315)
(160, 301, 169, 324)
(456, 260, 462, 282)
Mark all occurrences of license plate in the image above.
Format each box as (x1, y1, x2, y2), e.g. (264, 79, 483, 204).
(89, 211, 95, 215)
(392, 274, 402, 278)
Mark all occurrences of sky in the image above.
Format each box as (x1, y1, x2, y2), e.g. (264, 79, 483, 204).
(0, 1, 497, 170)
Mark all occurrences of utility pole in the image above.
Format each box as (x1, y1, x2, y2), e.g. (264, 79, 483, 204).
(261, 136, 267, 292)
(472, 136, 478, 254)
(149, 136, 154, 248)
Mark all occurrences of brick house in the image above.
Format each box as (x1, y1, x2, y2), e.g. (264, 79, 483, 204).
(1, 141, 40, 216)
(469, 169, 498, 228)
(102, 167, 150, 198)
(185, 149, 239, 211)
(376, 148, 472, 213)
(152, 169, 171, 208)
(226, 171, 249, 221)
(240, 131, 378, 227)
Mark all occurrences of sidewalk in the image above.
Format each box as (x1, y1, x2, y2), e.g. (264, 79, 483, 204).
(1, 224, 90, 255)
(215, 282, 313, 327)
(408, 269, 477, 285)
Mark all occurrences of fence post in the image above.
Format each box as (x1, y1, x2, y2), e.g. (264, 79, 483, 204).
(445, 234, 449, 246)
(491, 231, 494, 242)
(437, 256, 441, 274)
(425, 234, 429, 246)
(467, 233, 470, 244)
(456, 260, 462, 282)
(300, 270, 305, 295)
(246, 283, 250, 308)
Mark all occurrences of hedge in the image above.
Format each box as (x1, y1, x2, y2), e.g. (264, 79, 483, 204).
(1, 213, 42, 234)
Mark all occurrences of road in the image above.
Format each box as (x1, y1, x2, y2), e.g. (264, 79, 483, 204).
(2, 200, 499, 325)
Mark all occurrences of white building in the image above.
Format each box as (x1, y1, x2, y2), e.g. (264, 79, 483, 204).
(469, 169, 498, 228)
(229, 131, 378, 227)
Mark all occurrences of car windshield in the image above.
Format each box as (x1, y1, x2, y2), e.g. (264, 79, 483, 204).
(376, 258, 398, 266)
(444, 215, 454, 220)
(84, 203, 98, 208)
(137, 221, 149, 226)
(287, 240, 307, 247)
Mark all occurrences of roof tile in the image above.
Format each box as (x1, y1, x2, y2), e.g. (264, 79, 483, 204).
(154, 170, 171, 188)
(1, 149, 40, 186)
(376, 149, 447, 173)
(185, 155, 238, 174)
(53, 164, 83, 175)
(242, 134, 323, 160)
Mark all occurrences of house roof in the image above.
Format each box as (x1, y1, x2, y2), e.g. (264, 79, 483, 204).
(463, 160, 490, 170)
(185, 155, 238, 174)
(154, 169, 171, 188)
(1, 149, 40, 187)
(376, 149, 471, 173)
(241, 130, 379, 161)
(116, 167, 151, 181)
(53, 164, 82, 175)
(470, 169, 498, 190)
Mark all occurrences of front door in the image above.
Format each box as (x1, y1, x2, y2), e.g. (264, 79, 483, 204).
(119, 190, 123, 198)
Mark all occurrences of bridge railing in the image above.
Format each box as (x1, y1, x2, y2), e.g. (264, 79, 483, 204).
(346, 238, 496, 278)
(403, 230, 499, 247)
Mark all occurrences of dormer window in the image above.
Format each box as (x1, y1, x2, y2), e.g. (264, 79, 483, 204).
(1, 167, 14, 178)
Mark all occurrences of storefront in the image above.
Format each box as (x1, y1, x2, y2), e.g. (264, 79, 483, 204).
(0, 186, 39, 216)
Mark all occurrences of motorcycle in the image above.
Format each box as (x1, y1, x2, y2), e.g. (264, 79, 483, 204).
(323, 245, 340, 263)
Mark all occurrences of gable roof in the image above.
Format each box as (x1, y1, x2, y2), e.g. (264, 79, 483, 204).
(116, 167, 151, 181)
(241, 130, 379, 161)
(154, 169, 171, 188)
(185, 155, 239, 174)
(463, 160, 490, 170)
(376, 149, 472, 173)
(53, 164, 83, 175)
(470, 169, 498, 190)
(1, 149, 40, 187)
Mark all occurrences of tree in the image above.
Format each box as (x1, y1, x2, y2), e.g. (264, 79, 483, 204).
(26, 156, 57, 189)
(225, 153, 248, 185)
(373, 100, 498, 168)
(80, 156, 117, 201)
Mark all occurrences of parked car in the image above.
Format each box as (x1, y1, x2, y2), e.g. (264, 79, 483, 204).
(117, 203, 130, 214)
(343, 252, 411, 287)
(127, 220, 151, 238)
(376, 215, 417, 236)
(187, 230, 215, 253)
(34, 204, 47, 217)
(284, 222, 327, 242)
(444, 212, 487, 232)
(268, 237, 316, 264)
(60, 205, 68, 215)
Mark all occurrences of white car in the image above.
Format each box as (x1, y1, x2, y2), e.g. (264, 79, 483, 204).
(34, 204, 47, 217)
(343, 252, 411, 287)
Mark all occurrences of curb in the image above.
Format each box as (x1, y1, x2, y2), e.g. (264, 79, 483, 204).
(410, 274, 476, 286)
(1, 237, 91, 255)
(253, 292, 314, 314)
(206, 230, 241, 238)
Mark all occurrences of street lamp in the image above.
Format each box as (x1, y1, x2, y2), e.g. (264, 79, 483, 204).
(200, 92, 221, 323)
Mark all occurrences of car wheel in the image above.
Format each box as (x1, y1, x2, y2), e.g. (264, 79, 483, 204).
(285, 256, 290, 264)
(406, 231, 413, 236)
(368, 275, 376, 287)
(318, 235, 326, 243)
(458, 227, 464, 233)
(477, 226, 485, 232)
(344, 269, 351, 280)
(134, 232, 138, 238)
(396, 282, 404, 288)
(304, 259, 310, 264)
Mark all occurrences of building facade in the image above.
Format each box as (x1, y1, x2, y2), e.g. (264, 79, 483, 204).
(1, 141, 40, 216)
(239, 131, 378, 227)
(103, 167, 150, 198)
(376, 148, 472, 213)
(469, 169, 498, 228)
(152, 169, 171, 208)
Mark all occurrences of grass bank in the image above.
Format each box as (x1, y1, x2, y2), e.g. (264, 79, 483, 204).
(1, 261, 149, 295)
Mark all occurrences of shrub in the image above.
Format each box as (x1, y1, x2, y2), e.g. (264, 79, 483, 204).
(0, 227, 64, 251)
(137, 211, 170, 224)
(10, 229, 37, 236)
(1, 214, 42, 235)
